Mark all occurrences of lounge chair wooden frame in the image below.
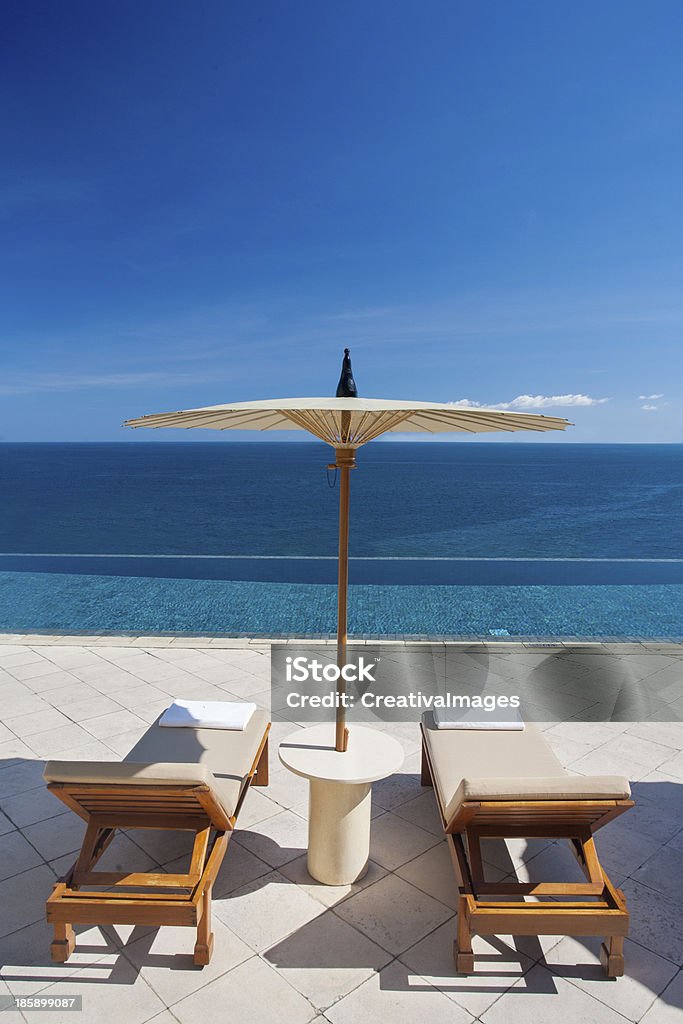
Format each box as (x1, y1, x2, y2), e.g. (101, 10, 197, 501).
(45, 725, 270, 966)
(420, 728, 633, 978)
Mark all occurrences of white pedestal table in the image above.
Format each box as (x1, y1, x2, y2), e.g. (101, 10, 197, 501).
(278, 723, 404, 885)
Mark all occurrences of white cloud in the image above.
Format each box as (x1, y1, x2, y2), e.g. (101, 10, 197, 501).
(641, 404, 659, 411)
(638, 393, 664, 400)
(452, 394, 609, 411)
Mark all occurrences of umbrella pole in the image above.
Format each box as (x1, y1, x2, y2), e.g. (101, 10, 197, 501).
(333, 447, 355, 752)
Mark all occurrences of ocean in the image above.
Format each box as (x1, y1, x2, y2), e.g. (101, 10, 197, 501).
(1, 441, 682, 637)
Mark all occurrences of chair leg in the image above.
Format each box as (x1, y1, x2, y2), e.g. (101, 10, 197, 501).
(600, 935, 625, 978)
(421, 740, 432, 787)
(252, 735, 269, 786)
(50, 923, 75, 963)
(454, 896, 474, 972)
(193, 887, 214, 966)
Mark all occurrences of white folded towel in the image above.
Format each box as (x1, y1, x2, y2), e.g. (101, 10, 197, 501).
(433, 707, 524, 731)
(159, 700, 257, 731)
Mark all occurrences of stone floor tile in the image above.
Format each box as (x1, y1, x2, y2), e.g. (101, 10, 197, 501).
(640, 971, 683, 1023)
(22, 811, 85, 861)
(325, 959, 474, 1024)
(24, 724, 96, 759)
(121, 919, 252, 1006)
(0, 651, 45, 669)
(0, 864, 57, 938)
(396, 840, 472, 910)
(656, 748, 683, 782)
(264, 908, 392, 1012)
(0, 759, 46, 799)
(172, 955, 317, 1024)
(40, 740, 120, 763)
(102, 727, 151, 756)
(400, 919, 535, 1018)
(126, 699, 171, 724)
(154, 680, 228, 702)
(544, 935, 679, 1022)
(233, 788, 282, 830)
(278, 855, 388, 909)
(5, 661, 63, 683)
(480, 962, 632, 1023)
(628, 720, 683, 751)
(212, 870, 325, 953)
(510, 840, 599, 885)
(21, 956, 165, 1024)
(631, 776, 683, 822)
(97, 682, 170, 708)
(0, 695, 51, 720)
(77, 709, 146, 740)
(123, 828, 195, 867)
(632, 845, 683, 898)
(391, 788, 443, 835)
(0, 722, 16, 745)
(369, 811, 440, 871)
(263, 765, 309, 815)
(665, 828, 683, 853)
(28, 678, 97, 701)
(0, 738, 37, 764)
(210, 840, 273, 897)
(0, 830, 43, 880)
(4, 708, 77, 739)
(334, 873, 451, 956)
(50, 693, 125, 723)
(371, 771, 424, 811)
(620, 879, 683, 965)
(88, 646, 146, 661)
(479, 836, 554, 873)
(36, 648, 103, 669)
(0, 920, 125, 996)
(611, 797, 683, 846)
(234, 809, 308, 869)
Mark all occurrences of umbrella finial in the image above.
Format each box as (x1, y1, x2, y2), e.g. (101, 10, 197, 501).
(336, 348, 358, 398)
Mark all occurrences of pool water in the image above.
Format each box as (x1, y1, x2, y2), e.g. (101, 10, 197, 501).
(1, 570, 682, 639)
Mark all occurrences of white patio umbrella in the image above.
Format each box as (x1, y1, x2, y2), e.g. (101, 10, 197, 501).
(126, 350, 571, 751)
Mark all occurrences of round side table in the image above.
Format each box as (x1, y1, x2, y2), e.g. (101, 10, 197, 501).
(278, 723, 405, 885)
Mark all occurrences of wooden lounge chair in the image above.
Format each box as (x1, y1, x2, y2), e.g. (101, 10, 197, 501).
(43, 709, 270, 965)
(420, 713, 633, 977)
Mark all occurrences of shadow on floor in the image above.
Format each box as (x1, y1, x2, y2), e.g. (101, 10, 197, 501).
(1, 758, 681, 1016)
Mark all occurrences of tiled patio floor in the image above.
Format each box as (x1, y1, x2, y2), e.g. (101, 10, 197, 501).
(0, 635, 681, 1023)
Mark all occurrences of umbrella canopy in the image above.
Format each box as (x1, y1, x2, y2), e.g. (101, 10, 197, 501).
(125, 395, 570, 444)
(126, 351, 571, 752)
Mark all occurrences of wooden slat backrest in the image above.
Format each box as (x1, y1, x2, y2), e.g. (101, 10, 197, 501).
(47, 781, 233, 831)
(447, 798, 634, 836)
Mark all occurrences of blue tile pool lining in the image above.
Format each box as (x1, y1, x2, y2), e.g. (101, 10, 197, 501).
(1, 567, 683, 639)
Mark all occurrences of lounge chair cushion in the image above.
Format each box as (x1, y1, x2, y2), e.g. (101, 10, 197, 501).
(44, 708, 269, 819)
(421, 712, 630, 825)
(43, 761, 213, 788)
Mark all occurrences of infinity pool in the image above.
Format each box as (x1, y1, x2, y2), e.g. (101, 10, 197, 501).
(1, 569, 682, 638)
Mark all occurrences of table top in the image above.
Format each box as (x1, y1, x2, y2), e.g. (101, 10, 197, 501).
(278, 723, 405, 784)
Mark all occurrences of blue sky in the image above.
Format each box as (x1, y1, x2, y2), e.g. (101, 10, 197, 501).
(1, 1, 682, 443)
